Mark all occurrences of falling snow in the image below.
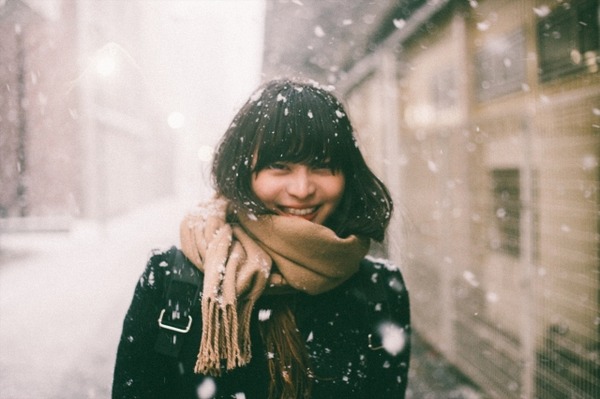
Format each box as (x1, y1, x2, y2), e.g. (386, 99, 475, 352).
(463, 271, 480, 288)
(258, 308, 272, 321)
(378, 322, 406, 356)
(197, 378, 217, 399)
(393, 19, 406, 29)
(314, 25, 325, 37)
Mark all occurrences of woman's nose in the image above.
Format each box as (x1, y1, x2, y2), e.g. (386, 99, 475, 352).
(286, 167, 316, 198)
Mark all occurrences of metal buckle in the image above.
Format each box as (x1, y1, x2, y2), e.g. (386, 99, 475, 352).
(368, 333, 384, 350)
(157, 309, 193, 333)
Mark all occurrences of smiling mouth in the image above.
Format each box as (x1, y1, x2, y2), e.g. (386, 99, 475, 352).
(279, 206, 318, 217)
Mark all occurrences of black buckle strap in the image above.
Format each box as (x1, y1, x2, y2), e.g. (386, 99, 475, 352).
(154, 247, 202, 357)
(368, 333, 384, 350)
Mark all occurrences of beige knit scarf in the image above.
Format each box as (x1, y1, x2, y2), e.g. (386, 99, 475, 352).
(179, 197, 370, 376)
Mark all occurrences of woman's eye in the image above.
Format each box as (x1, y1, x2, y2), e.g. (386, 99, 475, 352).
(267, 162, 289, 170)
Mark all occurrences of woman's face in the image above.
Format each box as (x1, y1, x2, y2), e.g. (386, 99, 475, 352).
(251, 162, 345, 225)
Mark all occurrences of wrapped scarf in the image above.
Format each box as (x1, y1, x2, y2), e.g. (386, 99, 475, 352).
(179, 197, 370, 376)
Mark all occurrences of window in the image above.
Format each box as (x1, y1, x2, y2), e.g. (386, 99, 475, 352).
(537, 0, 599, 81)
(431, 68, 457, 110)
(491, 168, 520, 256)
(475, 29, 527, 101)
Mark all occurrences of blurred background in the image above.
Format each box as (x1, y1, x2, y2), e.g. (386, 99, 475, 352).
(0, 0, 599, 398)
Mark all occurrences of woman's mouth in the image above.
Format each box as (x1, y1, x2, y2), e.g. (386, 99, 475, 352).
(279, 206, 318, 219)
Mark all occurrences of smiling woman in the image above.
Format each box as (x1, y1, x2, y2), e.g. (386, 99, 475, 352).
(112, 78, 410, 399)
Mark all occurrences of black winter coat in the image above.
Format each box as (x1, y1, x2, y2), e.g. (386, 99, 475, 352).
(112, 247, 411, 398)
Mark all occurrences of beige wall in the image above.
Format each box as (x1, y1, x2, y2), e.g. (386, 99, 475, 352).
(341, 0, 599, 397)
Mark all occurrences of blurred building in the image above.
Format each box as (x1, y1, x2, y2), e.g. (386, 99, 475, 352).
(0, 0, 79, 225)
(264, 0, 599, 398)
(76, 0, 174, 222)
(0, 0, 174, 229)
(263, 0, 423, 84)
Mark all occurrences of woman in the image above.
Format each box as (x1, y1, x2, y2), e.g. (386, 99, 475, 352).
(112, 79, 410, 398)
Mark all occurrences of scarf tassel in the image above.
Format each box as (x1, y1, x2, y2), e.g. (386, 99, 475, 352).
(194, 298, 253, 376)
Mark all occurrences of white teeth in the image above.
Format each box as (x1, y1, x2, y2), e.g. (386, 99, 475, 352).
(282, 207, 316, 216)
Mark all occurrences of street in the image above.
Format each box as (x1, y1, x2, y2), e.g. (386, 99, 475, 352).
(0, 198, 184, 398)
(0, 198, 485, 399)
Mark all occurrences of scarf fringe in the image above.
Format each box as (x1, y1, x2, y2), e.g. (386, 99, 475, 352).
(194, 298, 253, 376)
(237, 300, 253, 360)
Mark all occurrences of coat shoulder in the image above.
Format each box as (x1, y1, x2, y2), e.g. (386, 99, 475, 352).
(147, 246, 178, 267)
(350, 255, 411, 329)
(143, 246, 203, 290)
(135, 246, 190, 293)
(358, 255, 409, 295)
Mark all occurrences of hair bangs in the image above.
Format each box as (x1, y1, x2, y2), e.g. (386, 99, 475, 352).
(251, 85, 348, 172)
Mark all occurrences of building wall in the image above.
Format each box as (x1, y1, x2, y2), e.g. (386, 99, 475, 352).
(0, 0, 79, 220)
(341, 0, 599, 397)
(0, 0, 175, 227)
(0, 0, 27, 218)
(76, 0, 175, 220)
